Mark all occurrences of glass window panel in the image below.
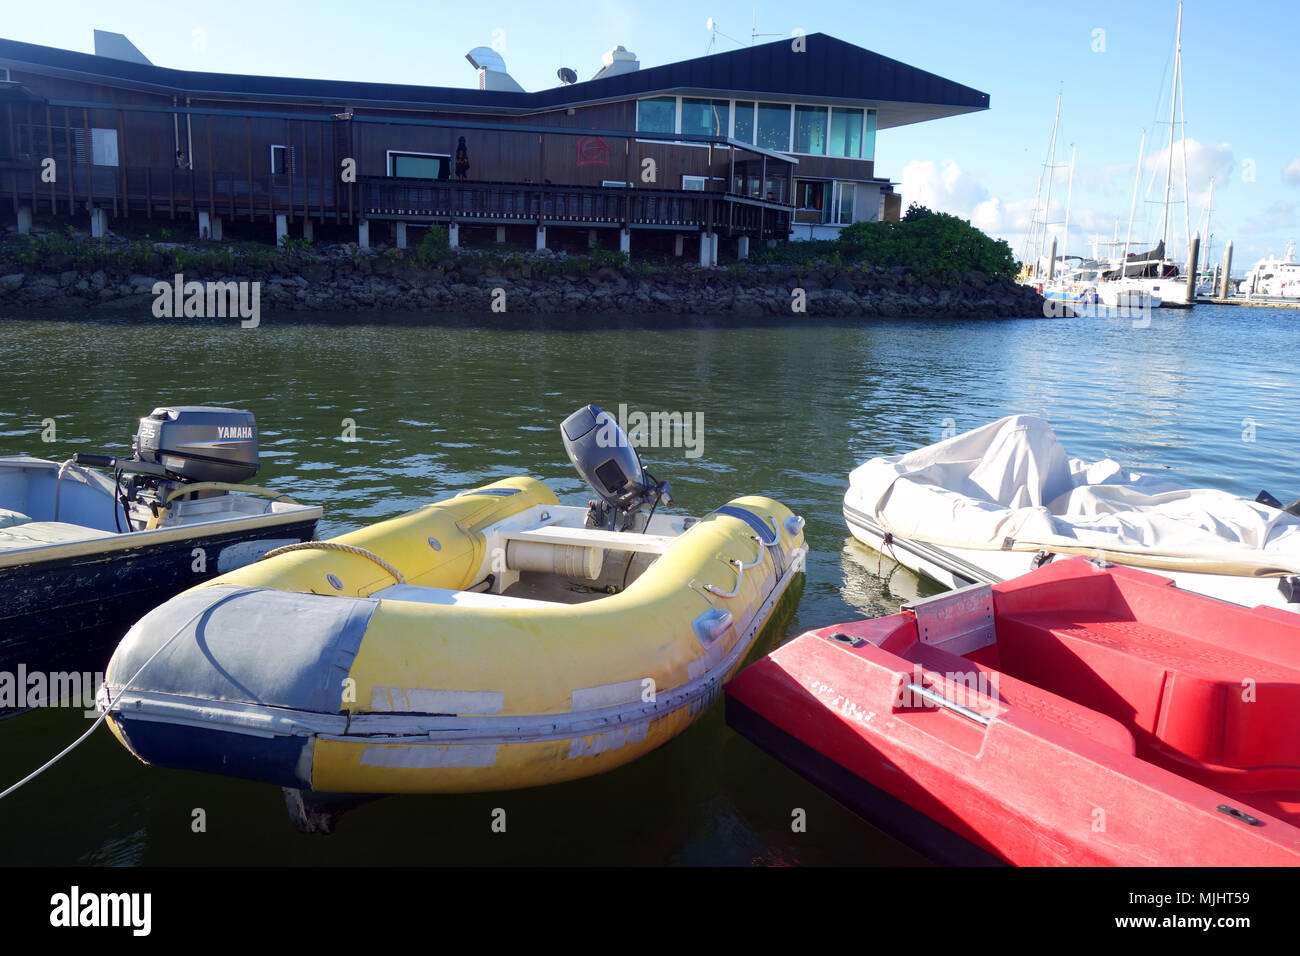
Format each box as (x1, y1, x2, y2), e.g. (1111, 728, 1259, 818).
(680, 98, 729, 137)
(828, 108, 863, 159)
(837, 182, 855, 223)
(756, 103, 790, 152)
(733, 101, 755, 143)
(391, 154, 445, 179)
(864, 109, 877, 161)
(637, 97, 677, 134)
(794, 105, 828, 155)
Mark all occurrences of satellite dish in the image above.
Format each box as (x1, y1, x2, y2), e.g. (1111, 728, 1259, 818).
(465, 46, 508, 73)
(557, 66, 577, 85)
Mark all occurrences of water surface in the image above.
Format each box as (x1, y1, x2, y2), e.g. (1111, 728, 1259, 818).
(1, 303, 1295, 864)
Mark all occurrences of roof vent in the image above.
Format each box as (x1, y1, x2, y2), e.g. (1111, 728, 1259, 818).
(466, 47, 525, 93)
(592, 46, 639, 81)
(93, 30, 153, 65)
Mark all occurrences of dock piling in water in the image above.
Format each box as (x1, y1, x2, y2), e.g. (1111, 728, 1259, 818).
(1219, 241, 1233, 300)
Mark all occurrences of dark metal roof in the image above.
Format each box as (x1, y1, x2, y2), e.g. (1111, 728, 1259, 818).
(0, 32, 988, 128)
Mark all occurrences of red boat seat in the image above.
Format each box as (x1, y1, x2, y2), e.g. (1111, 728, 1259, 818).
(990, 611, 1300, 801)
(903, 641, 1137, 756)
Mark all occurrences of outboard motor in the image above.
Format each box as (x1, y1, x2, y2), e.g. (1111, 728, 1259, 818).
(561, 404, 672, 531)
(131, 406, 258, 484)
(71, 406, 260, 531)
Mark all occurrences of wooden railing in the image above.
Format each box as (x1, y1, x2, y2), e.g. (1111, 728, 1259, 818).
(1, 162, 791, 238)
(360, 177, 790, 237)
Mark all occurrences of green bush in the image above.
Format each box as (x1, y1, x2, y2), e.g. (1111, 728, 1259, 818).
(838, 206, 1016, 281)
(588, 248, 629, 270)
(413, 225, 451, 265)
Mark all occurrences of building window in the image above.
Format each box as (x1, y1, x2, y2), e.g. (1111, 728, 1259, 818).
(796, 179, 830, 222)
(828, 108, 863, 159)
(680, 98, 729, 138)
(601, 180, 630, 187)
(681, 175, 707, 191)
(636, 97, 677, 134)
(90, 128, 118, 167)
(756, 103, 791, 152)
(834, 182, 856, 224)
(271, 144, 298, 175)
(794, 106, 828, 155)
(733, 101, 755, 143)
(386, 151, 448, 179)
(864, 109, 877, 162)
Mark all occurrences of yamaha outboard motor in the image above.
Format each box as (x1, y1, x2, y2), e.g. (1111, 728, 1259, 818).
(71, 406, 260, 531)
(561, 404, 671, 531)
(131, 406, 258, 484)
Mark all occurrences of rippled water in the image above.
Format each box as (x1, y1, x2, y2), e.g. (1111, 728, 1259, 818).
(1, 303, 1296, 864)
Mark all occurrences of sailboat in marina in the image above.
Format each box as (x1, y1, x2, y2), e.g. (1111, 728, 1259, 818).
(1098, 2, 1196, 309)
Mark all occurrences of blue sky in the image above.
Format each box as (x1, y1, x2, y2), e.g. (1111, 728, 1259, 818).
(5, 0, 1298, 267)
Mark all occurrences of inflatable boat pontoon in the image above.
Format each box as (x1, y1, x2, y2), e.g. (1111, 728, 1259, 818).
(100, 405, 806, 797)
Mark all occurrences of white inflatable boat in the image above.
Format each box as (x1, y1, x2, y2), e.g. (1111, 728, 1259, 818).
(844, 415, 1300, 612)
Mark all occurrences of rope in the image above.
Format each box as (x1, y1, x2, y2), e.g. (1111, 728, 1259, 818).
(0, 594, 224, 803)
(257, 541, 406, 585)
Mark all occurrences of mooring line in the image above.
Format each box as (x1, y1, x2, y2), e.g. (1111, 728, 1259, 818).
(0, 600, 216, 802)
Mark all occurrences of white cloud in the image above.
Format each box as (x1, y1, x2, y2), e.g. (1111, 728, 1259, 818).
(1141, 138, 1234, 209)
(899, 158, 1117, 254)
(1285, 157, 1300, 186)
(899, 158, 1033, 239)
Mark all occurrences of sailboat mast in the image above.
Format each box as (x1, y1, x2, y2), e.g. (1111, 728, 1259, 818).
(1062, 143, 1076, 269)
(1161, 2, 1183, 250)
(1203, 177, 1215, 268)
(1038, 92, 1062, 275)
(1177, 11, 1192, 266)
(1123, 131, 1147, 279)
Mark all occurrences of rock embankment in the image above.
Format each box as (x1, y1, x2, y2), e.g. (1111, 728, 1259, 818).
(0, 241, 1045, 319)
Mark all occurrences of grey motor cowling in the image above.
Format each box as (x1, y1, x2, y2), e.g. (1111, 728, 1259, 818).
(561, 404, 671, 530)
(133, 406, 259, 484)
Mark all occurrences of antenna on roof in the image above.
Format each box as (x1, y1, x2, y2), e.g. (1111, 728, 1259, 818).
(750, 9, 783, 44)
(705, 17, 744, 54)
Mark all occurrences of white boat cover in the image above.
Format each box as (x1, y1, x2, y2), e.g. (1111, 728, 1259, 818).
(848, 415, 1300, 577)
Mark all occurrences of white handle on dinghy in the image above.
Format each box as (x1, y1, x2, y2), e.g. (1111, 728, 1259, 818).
(704, 559, 746, 598)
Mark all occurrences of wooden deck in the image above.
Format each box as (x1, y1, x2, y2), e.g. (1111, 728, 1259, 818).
(1, 162, 792, 239)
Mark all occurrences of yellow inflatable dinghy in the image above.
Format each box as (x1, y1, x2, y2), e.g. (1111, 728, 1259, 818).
(101, 406, 806, 797)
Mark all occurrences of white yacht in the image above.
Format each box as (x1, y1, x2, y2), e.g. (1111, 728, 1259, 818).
(1241, 242, 1300, 298)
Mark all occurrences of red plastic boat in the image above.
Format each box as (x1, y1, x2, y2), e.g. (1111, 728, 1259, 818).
(726, 558, 1300, 866)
